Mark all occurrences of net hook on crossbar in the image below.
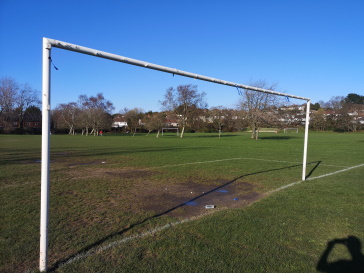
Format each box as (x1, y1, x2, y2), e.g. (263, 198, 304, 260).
(235, 85, 242, 96)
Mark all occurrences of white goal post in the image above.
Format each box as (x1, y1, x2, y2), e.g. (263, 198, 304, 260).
(284, 128, 299, 133)
(162, 128, 179, 136)
(40, 37, 311, 272)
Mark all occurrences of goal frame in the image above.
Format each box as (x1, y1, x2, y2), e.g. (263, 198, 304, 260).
(40, 37, 311, 272)
(162, 127, 179, 136)
(284, 128, 299, 133)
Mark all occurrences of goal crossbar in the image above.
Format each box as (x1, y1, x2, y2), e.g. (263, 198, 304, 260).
(46, 38, 310, 101)
(40, 37, 311, 272)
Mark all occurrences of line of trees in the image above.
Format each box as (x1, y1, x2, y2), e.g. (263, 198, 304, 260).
(52, 93, 114, 135)
(0, 77, 41, 133)
(2, 76, 363, 136)
(311, 94, 364, 132)
(161, 84, 207, 138)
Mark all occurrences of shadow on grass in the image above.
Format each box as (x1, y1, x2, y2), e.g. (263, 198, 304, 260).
(316, 236, 364, 273)
(49, 160, 321, 272)
(306, 161, 321, 180)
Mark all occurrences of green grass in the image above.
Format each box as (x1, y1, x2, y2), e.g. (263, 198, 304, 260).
(1, 132, 363, 272)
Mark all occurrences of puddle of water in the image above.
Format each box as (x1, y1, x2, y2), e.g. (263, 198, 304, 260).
(216, 189, 229, 193)
(185, 201, 198, 206)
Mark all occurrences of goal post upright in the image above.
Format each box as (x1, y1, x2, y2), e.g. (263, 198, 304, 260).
(40, 37, 311, 271)
(302, 100, 311, 181)
(40, 38, 52, 272)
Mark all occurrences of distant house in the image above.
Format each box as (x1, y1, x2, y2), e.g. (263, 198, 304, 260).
(112, 115, 128, 128)
(277, 104, 306, 125)
(165, 115, 179, 127)
(1, 114, 42, 133)
(24, 121, 41, 129)
(279, 105, 305, 112)
(11, 109, 42, 130)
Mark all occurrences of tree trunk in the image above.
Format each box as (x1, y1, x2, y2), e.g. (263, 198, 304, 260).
(156, 130, 160, 138)
(251, 125, 256, 139)
(69, 125, 74, 135)
(180, 126, 185, 138)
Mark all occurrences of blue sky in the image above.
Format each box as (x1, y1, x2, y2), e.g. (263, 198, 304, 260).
(1, 0, 363, 112)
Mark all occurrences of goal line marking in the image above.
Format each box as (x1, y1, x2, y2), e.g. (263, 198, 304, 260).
(267, 163, 364, 194)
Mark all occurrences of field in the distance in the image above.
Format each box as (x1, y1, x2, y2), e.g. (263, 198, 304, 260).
(1, 132, 363, 272)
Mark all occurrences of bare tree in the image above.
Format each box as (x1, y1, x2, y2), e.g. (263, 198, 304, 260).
(52, 102, 80, 135)
(143, 112, 166, 137)
(161, 84, 207, 138)
(0, 77, 40, 132)
(78, 93, 114, 136)
(239, 80, 281, 140)
(310, 108, 327, 131)
(210, 106, 225, 139)
(0, 77, 18, 113)
(15, 83, 40, 128)
(327, 96, 345, 110)
(125, 108, 144, 136)
(222, 108, 242, 132)
(0, 77, 18, 131)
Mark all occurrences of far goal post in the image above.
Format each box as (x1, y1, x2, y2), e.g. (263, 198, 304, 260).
(162, 128, 179, 136)
(284, 128, 299, 133)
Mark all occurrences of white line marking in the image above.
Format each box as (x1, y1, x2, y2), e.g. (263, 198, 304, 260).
(148, 157, 347, 169)
(267, 163, 364, 194)
(306, 163, 364, 181)
(147, 157, 243, 168)
(58, 218, 192, 268)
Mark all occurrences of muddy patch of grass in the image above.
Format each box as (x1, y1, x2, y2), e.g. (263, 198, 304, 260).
(137, 180, 263, 219)
(64, 167, 158, 182)
(58, 165, 264, 220)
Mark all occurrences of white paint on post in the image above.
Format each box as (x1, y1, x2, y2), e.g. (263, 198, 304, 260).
(302, 100, 311, 181)
(40, 38, 52, 272)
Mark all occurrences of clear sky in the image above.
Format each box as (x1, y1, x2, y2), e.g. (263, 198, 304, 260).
(1, 0, 363, 113)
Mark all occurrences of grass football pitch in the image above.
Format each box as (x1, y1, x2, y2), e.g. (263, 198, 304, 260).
(1, 132, 363, 272)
